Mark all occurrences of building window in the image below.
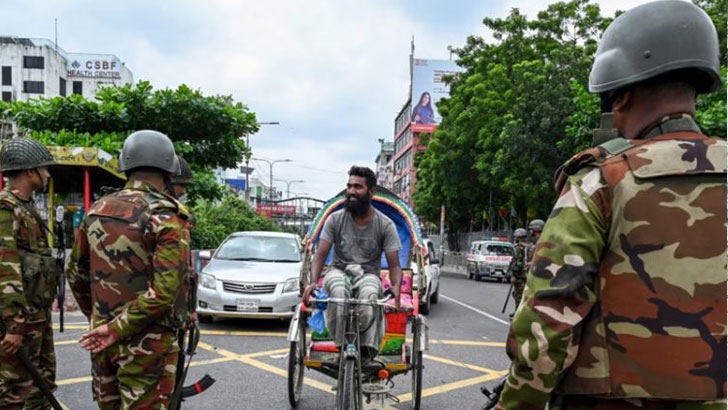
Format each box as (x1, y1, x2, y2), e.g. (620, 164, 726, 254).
(72, 81, 82, 95)
(1, 66, 10, 86)
(23, 56, 44, 69)
(1, 92, 11, 102)
(59, 77, 66, 97)
(23, 81, 44, 94)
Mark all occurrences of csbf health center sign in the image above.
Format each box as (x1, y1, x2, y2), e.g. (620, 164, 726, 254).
(67, 53, 123, 79)
(410, 58, 465, 133)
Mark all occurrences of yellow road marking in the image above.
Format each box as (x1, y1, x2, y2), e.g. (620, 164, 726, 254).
(424, 354, 502, 375)
(396, 372, 505, 402)
(54, 340, 78, 346)
(197, 341, 334, 394)
(55, 356, 234, 386)
(52, 324, 87, 330)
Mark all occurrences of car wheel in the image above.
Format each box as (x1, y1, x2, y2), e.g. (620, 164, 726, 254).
(198, 314, 213, 324)
(430, 285, 439, 304)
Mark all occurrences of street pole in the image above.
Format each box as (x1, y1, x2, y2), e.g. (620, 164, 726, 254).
(252, 157, 291, 202)
(244, 121, 279, 201)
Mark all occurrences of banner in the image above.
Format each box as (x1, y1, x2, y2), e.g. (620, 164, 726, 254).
(410, 58, 465, 133)
(256, 204, 296, 215)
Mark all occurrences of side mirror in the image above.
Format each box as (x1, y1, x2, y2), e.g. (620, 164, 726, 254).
(199, 250, 212, 260)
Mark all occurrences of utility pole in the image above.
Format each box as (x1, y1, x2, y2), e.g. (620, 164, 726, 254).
(252, 157, 291, 202)
(275, 178, 304, 199)
(244, 121, 279, 201)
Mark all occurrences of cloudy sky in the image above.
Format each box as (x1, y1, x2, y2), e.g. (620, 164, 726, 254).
(2, 0, 655, 200)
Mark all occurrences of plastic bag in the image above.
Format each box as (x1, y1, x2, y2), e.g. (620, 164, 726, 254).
(307, 290, 329, 334)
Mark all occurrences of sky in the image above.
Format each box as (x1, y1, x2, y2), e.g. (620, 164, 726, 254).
(2, 0, 657, 200)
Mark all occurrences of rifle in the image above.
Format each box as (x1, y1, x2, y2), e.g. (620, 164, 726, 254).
(169, 325, 216, 409)
(0, 320, 64, 410)
(480, 377, 506, 410)
(501, 281, 512, 314)
(54, 206, 66, 333)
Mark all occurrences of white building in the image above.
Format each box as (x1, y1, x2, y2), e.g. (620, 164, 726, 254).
(375, 139, 394, 190)
(0, 36, 133, 103)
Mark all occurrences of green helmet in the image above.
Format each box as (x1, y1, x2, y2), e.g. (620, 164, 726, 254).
(514, 228, 527, 239)
(528, 219, 545, 233)
(589, 0, 721, 94)
(119, 130, 180, 174)
(0, 137, 55, 172)
(170, 155, 193, 185)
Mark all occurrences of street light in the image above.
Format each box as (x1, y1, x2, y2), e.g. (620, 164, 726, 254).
(244, 121, 280, 200)
(252, 157, 292, 201)
(274, 178, 304, 199)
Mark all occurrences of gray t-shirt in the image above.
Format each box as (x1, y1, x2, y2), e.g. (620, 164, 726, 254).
(321, 208, 401, 275)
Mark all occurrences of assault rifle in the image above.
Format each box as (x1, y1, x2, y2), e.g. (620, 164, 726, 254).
(54, 206, 65, 332)
(169, 325, 216, 410)
(0, 320, 63, 410)
(480, 377, 506, 410)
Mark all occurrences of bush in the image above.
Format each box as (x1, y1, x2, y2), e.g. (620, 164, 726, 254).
(191, 195, 279, 249)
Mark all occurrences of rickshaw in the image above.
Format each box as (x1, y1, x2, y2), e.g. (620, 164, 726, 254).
(287, 186, 430, 410)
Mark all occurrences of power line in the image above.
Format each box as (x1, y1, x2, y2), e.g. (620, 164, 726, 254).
(286, 163, 347, 175)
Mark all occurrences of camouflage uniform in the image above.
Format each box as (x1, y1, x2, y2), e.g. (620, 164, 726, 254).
(508, 242, 527, 308)
(0, 188, 58, 410)
(67, 180, 191, 410)
(497, 117, 727, 409)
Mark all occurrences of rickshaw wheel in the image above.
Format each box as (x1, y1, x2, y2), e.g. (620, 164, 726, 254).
(287, 322, 306, 407)
(341, 358, 357, 410)
(411, 328, 423, 410)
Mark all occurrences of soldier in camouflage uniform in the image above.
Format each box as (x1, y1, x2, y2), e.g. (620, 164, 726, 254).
(0, 138, 58, 410)
(67, 130, 192, 410)
(497, 2, 726, 409)
(525, 219, 544, 270)
(507, 228, 528, 318)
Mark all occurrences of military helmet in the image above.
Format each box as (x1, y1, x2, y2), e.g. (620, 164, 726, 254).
(0, 137, 55, 172)
(528, 219, 545, 232)
(589, 0, 721, 94)
(170, 155, 193, 185)
(513, 228, 527, 239)
(118, 130, 180, 174)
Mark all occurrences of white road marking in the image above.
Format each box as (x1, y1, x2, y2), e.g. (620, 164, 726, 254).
(440, 294, 510, 326)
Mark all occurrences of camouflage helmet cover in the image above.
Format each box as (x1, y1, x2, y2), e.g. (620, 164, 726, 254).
(528, 219, 545, 232)
(514, 228, 528, 238)
(118, 130, 180, 174)
(589, 0, 721, 94)
(170, 155, 193, 185)
(0, 137, 55, 172)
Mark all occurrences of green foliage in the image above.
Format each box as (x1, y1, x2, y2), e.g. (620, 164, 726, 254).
(186, 169, 228, 204)
(696, 66, 727, 137)
(30, 130, 124, 155)
(191, 195, 280, 249)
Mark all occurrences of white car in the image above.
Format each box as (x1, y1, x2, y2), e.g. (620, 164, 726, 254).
(196, 231, 302, 322)
(414, 238, 441, 315)
(466, 240, 515, 282)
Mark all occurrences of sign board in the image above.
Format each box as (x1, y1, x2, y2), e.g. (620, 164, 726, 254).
(410, 59, 465, 133)
(256, 204, 296, 215)
(67, 53, 123, 79)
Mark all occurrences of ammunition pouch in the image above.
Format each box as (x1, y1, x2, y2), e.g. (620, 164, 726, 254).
(19, 250, 60, 310)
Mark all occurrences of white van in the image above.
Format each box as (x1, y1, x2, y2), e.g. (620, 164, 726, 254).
(466, 240, 515, 282)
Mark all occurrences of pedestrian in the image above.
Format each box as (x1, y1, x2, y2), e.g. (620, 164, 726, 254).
(525, 219, 544, 270)
(0, 137, 59, 410)
(507, 228, 528, 319)
(497, 1, 726, 409)
(66, 130, 193, 410)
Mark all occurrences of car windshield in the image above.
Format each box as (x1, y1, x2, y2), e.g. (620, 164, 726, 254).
(484, 245, 513, 256)
(216, 235, 301, 262)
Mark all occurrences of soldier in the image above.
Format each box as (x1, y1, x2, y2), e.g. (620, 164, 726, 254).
(66, 130, 192, 410)
(507, 228, 528, 319)
(525, 219, 544, 269)
(497, 1, 726, 409)
(0, 138, 59, 410)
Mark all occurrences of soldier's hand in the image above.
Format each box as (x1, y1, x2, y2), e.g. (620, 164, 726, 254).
(79, 324, 119, 354)
(1, 333, 23, 354)
(510, 276, 516, 285)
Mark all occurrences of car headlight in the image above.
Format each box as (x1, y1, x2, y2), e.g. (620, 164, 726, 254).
(200, 273, 216, 290)
(282, 278, 299, 294)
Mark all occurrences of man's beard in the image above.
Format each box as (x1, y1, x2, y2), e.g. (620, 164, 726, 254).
(345, 193, 371, 217)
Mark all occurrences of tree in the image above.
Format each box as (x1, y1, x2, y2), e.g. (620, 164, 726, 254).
(191, 195, 280, 249)
(5, 81, 259, 203)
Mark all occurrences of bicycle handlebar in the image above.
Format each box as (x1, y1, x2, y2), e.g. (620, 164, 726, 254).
(307, 292, 394, 307)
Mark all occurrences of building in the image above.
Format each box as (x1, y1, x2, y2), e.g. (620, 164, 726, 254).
(374, 139, 394, 190)
(0, 36, 133, 103)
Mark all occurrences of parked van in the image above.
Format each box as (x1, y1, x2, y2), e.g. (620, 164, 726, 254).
(466, 240, 514, 282)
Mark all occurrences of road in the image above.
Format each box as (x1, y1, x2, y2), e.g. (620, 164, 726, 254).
(51, 269, 516, 409)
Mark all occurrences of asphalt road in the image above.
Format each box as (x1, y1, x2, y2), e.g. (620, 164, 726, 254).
(50, 268, 516, 409)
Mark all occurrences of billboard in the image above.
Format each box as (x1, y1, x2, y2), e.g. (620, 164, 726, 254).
(410, 58, 465, 133)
